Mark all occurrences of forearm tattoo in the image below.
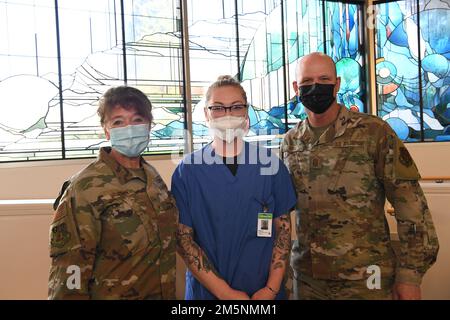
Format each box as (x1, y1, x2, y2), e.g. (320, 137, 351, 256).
(271, 215, 291, 270)
(176, 224, 221, 278)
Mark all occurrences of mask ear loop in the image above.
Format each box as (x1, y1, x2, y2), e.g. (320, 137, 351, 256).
(333, 83, 339, 104)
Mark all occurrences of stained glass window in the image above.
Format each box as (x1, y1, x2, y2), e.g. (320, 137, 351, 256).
(57, 0, 125, 158)
(187, 0, 239, 150)
(375, 0, 450, 142)
(238, 0, 366, 147)
(0, 0, 63, 161)
(238, 0, 287, 145)
(122, 0, 184, 153)
(0, 0, 183, 162)
(162, 0, 365, 151)
(0, 0, 367, 162)
(325, 1, 366, 114)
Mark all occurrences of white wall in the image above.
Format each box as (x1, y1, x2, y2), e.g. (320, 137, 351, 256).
(0, 203, 52, 299)
(417, 183, 450, 299)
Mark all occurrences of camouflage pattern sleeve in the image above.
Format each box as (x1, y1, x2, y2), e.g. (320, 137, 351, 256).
(155, 189, 178, 300)
(374, 123, 439, 286)
(144, 166, 178, 300)
(48, 185, 101, 299)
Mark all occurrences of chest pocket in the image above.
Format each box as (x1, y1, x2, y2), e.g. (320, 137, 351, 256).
(326, 141, 375, 206)
(103, 198, 156, 255)
(283, 144, 308, 196)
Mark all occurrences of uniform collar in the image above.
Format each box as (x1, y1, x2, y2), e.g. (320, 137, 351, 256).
(299, 104, 356, 146)
(99, 147, 146, 184)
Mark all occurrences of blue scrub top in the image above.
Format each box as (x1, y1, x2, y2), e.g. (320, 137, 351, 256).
(171, 142, 297, 300)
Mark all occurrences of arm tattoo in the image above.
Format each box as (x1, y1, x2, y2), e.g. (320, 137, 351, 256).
(271, 214, 291, 271)
(176, 224, 222, 278)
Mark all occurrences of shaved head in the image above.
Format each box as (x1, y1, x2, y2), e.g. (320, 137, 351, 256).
(295, 52, 337, 81)
(293, 52, 340, 98)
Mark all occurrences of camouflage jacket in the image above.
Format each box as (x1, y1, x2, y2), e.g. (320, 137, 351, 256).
(281, 105, 439, 285)
(48, 147, 177, 299)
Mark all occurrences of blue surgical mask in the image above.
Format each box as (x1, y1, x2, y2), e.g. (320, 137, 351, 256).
(109, 124, 150, 157)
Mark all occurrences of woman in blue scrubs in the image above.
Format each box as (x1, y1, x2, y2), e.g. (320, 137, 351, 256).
(172, 75, 297, 300)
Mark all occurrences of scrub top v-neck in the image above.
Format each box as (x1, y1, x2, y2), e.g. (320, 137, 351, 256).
(171, 142, 297, 300)
(223, 155, 239, 176)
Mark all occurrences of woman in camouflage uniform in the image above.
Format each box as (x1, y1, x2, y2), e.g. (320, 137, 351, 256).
(48, 86, 177, 299)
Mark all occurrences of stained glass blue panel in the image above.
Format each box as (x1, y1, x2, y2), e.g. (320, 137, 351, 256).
(419, 0, 450, 141)
(239, 0, 365, 137)
(325, 2, 365, 113)
(375, 0, 450, 142)
(239, 1, 287, 142)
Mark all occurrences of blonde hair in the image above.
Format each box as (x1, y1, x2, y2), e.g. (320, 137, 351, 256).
(205, 75, 248, 106)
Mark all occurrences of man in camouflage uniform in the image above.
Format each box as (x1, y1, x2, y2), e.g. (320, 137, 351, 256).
(282, 52, 439, 300)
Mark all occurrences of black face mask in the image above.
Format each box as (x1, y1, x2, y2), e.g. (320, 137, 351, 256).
(298, 83, 336, 114)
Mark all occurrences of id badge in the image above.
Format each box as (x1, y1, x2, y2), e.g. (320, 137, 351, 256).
(257, 213, 273, 237)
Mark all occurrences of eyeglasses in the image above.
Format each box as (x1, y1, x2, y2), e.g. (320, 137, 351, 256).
(207, 104, 248, 116)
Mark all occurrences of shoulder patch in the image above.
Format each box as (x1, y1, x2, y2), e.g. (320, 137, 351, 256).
(49, 199, 81, 257)
(50, 222, 72, 249)
(393, 142, 421, 180)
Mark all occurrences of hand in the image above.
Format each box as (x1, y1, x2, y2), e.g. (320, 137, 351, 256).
(251, 287, 277, 300)
(392, 282, 421, 300)
(219, 288, 250, 300)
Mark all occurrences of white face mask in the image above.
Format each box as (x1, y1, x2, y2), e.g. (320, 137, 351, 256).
(209, 115, 248, 144)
